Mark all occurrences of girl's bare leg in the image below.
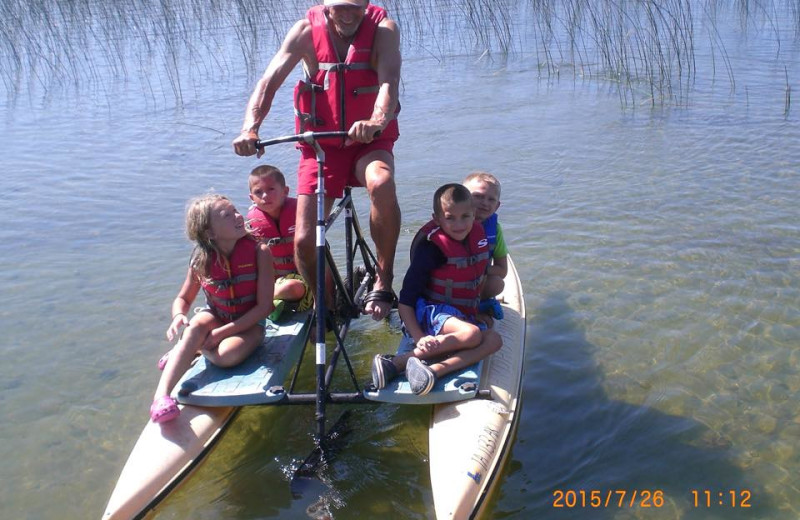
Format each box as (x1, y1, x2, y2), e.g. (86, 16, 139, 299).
(203, 323, 265, 368)
(153, 312, 219, 400)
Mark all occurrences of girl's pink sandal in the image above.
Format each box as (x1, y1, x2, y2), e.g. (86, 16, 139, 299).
(150, 396, 180, 423)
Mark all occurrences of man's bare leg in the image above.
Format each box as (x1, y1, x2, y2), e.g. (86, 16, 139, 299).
(354, 150, 400, 320)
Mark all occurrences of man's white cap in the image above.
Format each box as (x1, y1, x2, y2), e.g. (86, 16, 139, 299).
(323, 0, 366, 6)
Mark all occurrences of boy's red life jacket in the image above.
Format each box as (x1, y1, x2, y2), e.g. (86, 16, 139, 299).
(246, 197, 298, 278)
(419, 220, 491, 316)
(293, 4, 400, 143)
(200, 236, 259, 323)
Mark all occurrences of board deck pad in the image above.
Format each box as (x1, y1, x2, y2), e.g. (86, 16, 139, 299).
(363, 334, 483, 405)
(174, 311, 311, 406)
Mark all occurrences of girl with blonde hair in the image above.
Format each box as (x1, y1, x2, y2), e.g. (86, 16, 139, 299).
(150, 194, 275, 423)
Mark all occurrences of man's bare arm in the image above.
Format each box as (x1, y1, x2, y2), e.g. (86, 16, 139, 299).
(348, 18, 401, 142)
(233, 20, 313, 156)
(371, 19, 401, 128)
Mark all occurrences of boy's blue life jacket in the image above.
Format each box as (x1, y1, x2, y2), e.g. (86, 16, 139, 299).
(482, 213, 498, 256)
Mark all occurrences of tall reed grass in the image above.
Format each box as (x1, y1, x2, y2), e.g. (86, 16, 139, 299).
(0, 0, 796, 108)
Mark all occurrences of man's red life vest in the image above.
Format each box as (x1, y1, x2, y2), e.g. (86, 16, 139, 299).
(200, 236, 259, 323)
(420, 221, 490, 316)
(246, 198, 298, 278)
(294, 4, 400, 142)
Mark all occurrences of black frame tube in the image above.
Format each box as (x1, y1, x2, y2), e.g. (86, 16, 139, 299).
(311, 137, 327, 443)
(254, 132, 393, 445)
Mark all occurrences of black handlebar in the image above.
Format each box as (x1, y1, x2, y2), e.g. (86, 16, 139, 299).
(255, 130, 382, 150)
(255, 131, 348, 150)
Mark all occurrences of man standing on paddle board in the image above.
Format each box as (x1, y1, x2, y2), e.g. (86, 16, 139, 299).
(233, 0, 402, 321)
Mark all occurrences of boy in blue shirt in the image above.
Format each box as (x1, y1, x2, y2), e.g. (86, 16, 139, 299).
(464, 171, 507, 319)
(371, 183, 502, 395)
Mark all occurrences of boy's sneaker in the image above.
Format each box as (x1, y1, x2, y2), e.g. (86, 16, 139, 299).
(406, 357, 436, 396)
(371, 354, 398, 389)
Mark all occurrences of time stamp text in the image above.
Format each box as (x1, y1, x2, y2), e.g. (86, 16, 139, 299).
(552, 489, 752, 509)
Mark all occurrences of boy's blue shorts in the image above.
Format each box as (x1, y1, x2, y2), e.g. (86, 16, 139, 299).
(414, 298, 487, 336)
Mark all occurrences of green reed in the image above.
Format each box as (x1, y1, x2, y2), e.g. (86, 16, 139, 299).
(0, 0, 796, 109)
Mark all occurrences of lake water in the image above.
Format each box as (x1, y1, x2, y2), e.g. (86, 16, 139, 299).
(1, 1, 799, 519)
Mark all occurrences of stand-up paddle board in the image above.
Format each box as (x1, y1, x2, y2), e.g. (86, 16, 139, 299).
(429, 256, 526, 519)
(103, 311, 311, 520)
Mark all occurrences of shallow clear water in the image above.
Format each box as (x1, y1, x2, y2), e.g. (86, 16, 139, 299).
(1, 1, 799, 519)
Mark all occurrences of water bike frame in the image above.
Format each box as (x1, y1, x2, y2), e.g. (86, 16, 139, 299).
(255, 131, 380, 442)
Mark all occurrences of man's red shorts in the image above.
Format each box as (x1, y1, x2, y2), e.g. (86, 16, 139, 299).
(296, 138, 395, 198)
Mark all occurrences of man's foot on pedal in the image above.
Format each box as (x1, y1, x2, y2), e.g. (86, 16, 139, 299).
(308, 312, 337, 342)
(371, 354, 398, 389)
(406, 357, 436, 396)
(363, 288, 396, 321)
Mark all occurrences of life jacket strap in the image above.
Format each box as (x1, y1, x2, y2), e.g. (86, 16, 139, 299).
(446, 251, 491, 269)
(295, 78, 325, 131)
(423, 290, 480, 311)
(430, 277, 483, 290)
(272, 255, 295, 266)
(205, 272, 257, 290)
(205, 291, 257, 308)
(318, 61, 373, 90)
(266, 236, 293, 247)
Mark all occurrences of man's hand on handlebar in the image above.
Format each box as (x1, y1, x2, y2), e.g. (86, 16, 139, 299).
(233, 130, 264, 158)
(347, 120, 384, 144)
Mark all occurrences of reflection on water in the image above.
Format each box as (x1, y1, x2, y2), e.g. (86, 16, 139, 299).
(1, 1, 799, 519)
(520, 292, 774, 519)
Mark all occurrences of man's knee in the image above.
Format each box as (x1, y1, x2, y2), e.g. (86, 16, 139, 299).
(358, 151, 396, 196)
(366, 169, 399, 218)
(367, 170, 396, 200)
